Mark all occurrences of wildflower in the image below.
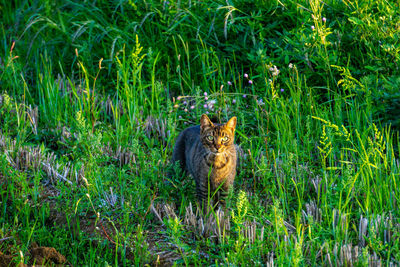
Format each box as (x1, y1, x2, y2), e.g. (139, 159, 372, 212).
(99, 58, 103, 69)
(243, 94, 247, 98)
(281, 88, 284, 92)
(183, 101, 187, 105)
(311, 25, 315, 30)
(184, 108, 188, 112)
(177, 96, 182, 100)
(248, 80, 253, 84)
(204, 92, 208, 96)
(190, 105, 195, 109)
(207, 99, 216, 110)
(232, 99, 236, 104)
(205, 96, 208, 100)
(228, 81, 232, 86)
(178, 115, 182, 119)
(322, 17, 327, 23)
(173, 104, 179, 108)
(270, 65, 280, 76)
(244, 73, 248, 78)
(289, 63, 293, 69)
(203, 104, 208, 109)
(257, 99, 265, 105)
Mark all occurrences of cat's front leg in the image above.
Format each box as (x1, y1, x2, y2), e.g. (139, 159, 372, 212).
(195, 176, 210, 212)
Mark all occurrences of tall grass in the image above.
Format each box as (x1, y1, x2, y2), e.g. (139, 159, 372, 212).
(0, 0, 399, 265)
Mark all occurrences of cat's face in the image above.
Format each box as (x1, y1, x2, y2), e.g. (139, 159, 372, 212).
(200, 114, 237, 154)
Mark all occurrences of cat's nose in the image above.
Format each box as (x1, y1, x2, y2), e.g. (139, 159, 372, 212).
(215, 144, 221, 150)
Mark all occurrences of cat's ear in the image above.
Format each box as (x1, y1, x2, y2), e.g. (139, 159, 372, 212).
(200, 114, 214, 130)
(225, 116, 237, 131)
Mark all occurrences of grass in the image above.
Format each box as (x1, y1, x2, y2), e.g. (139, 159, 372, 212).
(1, 0, 400, 265)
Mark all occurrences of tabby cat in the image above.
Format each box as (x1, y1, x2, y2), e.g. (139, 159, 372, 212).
(172, 114, 237, 208)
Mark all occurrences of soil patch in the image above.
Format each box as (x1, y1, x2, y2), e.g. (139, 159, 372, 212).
(0, 244, 67, 266)
(0, 251, 16, 267)
(29, 245, 67, 265)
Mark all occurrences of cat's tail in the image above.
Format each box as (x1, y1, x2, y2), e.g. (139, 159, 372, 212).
(171, 131, 186, 169)
(169, 131, 188, 182)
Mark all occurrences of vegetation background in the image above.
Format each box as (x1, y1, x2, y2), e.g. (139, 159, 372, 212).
(1, 0, 400, 265)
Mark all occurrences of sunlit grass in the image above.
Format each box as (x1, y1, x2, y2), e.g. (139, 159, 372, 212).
(0, 0, 400, 265)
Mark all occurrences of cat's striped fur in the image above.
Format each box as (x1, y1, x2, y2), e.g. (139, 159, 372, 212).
(172, 114, 237, 208)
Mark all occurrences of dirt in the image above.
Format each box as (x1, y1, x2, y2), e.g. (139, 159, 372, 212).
(0, 251, 16, 267)
(0, 244, 67, 266)
(29, 245, 67, 265)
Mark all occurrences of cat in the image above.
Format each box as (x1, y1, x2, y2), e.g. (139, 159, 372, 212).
(172, 114, 237, 209)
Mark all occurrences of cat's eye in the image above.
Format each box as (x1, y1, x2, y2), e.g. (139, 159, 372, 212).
(207, 135, 214, 141)
(222, 136, 229, 142)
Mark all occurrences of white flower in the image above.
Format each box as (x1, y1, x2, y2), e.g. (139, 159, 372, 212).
(207, 99, 216, 110)
(269, 65, 280, 76)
